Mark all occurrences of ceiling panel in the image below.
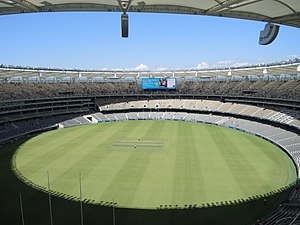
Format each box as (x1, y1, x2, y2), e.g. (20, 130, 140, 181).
(231, 0, 293, 18)
(0, 3, 12, 7)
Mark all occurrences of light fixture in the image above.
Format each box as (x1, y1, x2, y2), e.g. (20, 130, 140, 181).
(117, 0, 133, 38)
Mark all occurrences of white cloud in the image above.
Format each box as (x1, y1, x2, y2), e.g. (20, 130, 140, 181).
(187, 60, 250, 70)
(135, 64, 149, 71)
(156, 66, 169, 71)
(105, 64, 149, 71)
(110, 68, 124, 71)
(231, 62, 250, 67)
(196, 62, 210, 69)
(214, 59, 250, 68)
(287, 54, 299, 59)
(217, 60, 236, 65)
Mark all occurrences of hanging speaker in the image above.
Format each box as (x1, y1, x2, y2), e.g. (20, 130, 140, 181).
(122, 13, 129, 38)
(259, 23, 280, 45)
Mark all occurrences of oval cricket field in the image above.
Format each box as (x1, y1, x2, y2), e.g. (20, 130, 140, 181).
(13, 120, 297, 209)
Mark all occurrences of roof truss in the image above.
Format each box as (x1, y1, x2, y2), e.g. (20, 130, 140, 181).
(0, 0, 299, 28)
(9, 0, 39, 12)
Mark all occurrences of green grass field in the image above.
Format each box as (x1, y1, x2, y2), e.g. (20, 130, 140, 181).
(14, 120, 297, 209)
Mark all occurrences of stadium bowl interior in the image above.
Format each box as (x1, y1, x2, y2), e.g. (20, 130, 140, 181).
(1, 59, 300, 225)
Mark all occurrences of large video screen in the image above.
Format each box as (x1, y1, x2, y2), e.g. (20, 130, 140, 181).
(142, 78, 176, 90)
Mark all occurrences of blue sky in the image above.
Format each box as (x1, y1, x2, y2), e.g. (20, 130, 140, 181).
(0, 12, 299, 70)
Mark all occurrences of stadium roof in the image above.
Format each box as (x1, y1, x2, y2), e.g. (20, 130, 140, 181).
(1, 59, 299, 79)
(0, 0, 299, 28)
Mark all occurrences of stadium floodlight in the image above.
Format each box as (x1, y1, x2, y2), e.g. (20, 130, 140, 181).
(19, 193, 25, 225)
(79, 173, 84, 225)
(47, 172, 53, 225)
(112, 200, 116, 225)
(259, 23, 280, 45)
(117, 0, 133, 38)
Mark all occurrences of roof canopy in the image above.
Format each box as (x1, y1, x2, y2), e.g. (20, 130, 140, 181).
(1, 60, 299, 78)
(0, 0, 299, 28)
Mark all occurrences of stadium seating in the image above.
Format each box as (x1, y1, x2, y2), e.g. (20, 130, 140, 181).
(0, 82, 138, 101)
(99, 99, 300, 130)
(179, 80, 300, 100)
(0, 114, 81, 145)
(0, 79, 300, 101)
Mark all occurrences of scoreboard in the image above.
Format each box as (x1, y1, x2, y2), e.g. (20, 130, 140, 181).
(142, 78, 176, 90)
